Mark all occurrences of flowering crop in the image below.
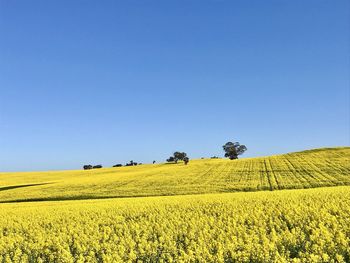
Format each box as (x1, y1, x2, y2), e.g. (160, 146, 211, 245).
(0, 147, 348, 203)
(0, 186, 349, 262)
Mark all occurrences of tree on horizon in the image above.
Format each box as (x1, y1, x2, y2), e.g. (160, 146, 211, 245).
(223, 142, 247, 160)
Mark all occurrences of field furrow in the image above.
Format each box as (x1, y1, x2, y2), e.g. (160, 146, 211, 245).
(0, 147, 348, 202)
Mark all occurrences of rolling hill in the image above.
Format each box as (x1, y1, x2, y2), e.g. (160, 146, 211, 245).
(1, 147, 349, 262)
(0, 147, 349, 203)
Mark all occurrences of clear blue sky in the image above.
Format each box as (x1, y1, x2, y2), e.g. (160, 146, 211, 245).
(0, 0, 349, 172)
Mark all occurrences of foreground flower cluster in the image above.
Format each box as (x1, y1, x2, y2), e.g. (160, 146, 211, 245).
(0, 186, 349, 262)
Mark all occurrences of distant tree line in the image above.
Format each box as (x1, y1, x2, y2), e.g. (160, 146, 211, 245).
(83, 140, 246, 170)
(83, 165, 102, 170)
(166, 152, 189, 165)
(83, 161, 141, 170)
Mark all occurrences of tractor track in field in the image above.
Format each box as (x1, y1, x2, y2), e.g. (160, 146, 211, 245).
(267, 158, 281, 190)
(263, 160, 274, 191)
(0, 147, 348, 203)
(284, 157, 313, 188)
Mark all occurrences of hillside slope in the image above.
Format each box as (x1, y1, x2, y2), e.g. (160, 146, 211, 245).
(0, 147, 349, 202)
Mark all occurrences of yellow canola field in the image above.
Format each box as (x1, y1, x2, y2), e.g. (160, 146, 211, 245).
(0, 186, 349, 263)
(0, 147, 349, 202)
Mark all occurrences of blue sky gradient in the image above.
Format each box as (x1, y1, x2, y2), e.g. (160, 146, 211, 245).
(0, 0, 349, 171)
